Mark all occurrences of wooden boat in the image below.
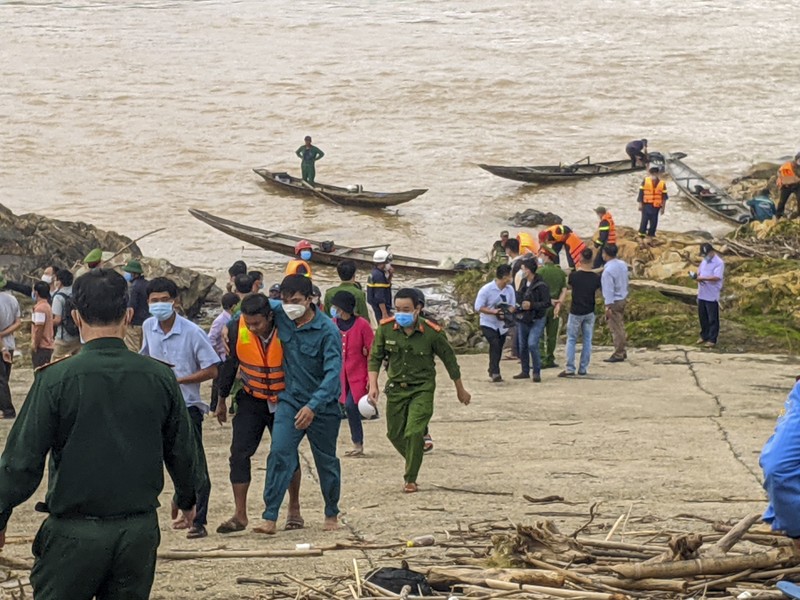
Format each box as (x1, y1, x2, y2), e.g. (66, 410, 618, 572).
(664, 155, 751, 225)
(253, 168, 427, 208)
(189, 209, 458, 276)
(477, 152, 681, 184)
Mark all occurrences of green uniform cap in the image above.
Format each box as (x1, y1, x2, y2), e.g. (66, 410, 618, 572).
(122, 260, 143, 274)
(84, 248, 103, 264)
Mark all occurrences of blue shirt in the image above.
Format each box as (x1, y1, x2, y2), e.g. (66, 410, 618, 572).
(141, 314, 220, 413)
(474, 280, 516, 333)
(269, 300, 343, 415)
(761, 382, 800, 537)
(697, 254, 725, 302)
(601, 258, 629, 305)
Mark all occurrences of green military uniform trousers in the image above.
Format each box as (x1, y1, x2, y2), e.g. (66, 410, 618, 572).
(540, 306, 560, 367)
(301, 161, 316, 184)
(385, 381, 434, 484)
(31, 511, 159, 600)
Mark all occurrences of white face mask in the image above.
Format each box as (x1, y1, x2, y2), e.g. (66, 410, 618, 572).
(41, 274, 53, 284)
(284, 303, 307, 321)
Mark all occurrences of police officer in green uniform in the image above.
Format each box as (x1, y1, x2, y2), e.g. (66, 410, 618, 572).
(537, 246, 568, 369)
(0, 268, 199, 600)
(367, 288, 471, 493)
(296, 135, 325, 184)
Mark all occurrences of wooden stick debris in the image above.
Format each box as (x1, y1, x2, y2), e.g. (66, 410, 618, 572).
(705, 513, 764, 556)
(158, 548, 322, 560)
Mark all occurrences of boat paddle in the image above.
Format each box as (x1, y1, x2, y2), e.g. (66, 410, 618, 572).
(300, 180, 342, 207)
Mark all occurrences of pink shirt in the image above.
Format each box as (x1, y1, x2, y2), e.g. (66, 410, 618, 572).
(32, 299, 55, 350)
(335, 316, 374, 404)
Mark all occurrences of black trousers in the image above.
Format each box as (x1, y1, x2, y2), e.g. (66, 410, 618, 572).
(777, 185, 800, 217)
(209, 377, 220, 412)
(481, 326, 507, 377)
(639, 203, 660, 237)
(0, 359, 14, 417)
(627, 149, 645, 169)
(698, 299, 720, 344)
(229, 392, 275, 484)
(187, 407, 211, 528)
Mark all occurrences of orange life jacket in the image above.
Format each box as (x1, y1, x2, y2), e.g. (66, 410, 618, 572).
(541, 224, 567, 243)
(516, 232, 539, 255)
(641, 177, 667, 208)
(236, 316, 285, 402)
(285, 259, 312, 278)
(778, 161, 800, 188)
(596, 211, 617, 245)
(563, 231, 587, 265)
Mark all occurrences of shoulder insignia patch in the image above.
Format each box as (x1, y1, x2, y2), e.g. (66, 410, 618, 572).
(35, 355, 72, 372)
(379, 317, 396, 326)
(423, 319, 442, 332)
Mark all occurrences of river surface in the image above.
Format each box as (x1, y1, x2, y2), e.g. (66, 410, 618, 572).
(2, 0, 797, 280)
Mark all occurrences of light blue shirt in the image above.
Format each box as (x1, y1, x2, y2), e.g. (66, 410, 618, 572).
(474, 280, 516, 333)
(141, 314, 220, 413)
(601, 258, 629, 305)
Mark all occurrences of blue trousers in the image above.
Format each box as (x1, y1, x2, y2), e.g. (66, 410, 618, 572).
(263, 401, 341, 521)
(639, 204, 660, 237)
(517, 317, 547, 376)
(344, 391, 364, 445)
(565, 312, 596, 374)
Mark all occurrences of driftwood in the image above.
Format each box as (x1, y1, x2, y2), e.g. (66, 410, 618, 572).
(426, 566, 565, 588)
(705, 513, 764, 556)
(483, 578, 627, 600)
(158, 548, 322, 560)
(641, 533, 704, 564)
(629, 279, 697, 302)
(610, 547, 795, 580)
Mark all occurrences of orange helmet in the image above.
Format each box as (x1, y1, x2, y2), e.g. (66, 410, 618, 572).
(294, 240, 312, 255)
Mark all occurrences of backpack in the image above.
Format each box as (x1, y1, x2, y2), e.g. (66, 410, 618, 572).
(365, 566, 434, 596)
(54, 291, 79, 337)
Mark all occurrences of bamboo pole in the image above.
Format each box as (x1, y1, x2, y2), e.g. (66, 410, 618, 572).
(158, 548, 322, 560)
(575, 538, 663, 554)
(483, 578, 625, 600)
(705, 513, 763, 556)
(610, 547, 794, 580)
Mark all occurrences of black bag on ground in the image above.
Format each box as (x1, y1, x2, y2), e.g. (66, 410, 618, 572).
(364, 566, 434, 596)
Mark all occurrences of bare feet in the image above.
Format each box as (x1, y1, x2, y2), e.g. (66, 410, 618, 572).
(323, 516, 339, 531)
(172, 517, 190, 530)
(252, 520, 277, 535)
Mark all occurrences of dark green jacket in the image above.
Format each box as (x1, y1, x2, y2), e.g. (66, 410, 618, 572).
(0, 338, 198, 529)
(324, 282, 370, 320)
(369, 317, 461, 390)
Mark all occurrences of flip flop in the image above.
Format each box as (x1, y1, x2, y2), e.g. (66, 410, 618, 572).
(403, 482, 418, 494)
(345, 449, 364, 457)
(285, 516, 305, 530)
(216, 518, 247, 534)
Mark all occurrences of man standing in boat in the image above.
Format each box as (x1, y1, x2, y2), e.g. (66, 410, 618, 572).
(625, 139, 648, 169)
(296, 136, 325, 185)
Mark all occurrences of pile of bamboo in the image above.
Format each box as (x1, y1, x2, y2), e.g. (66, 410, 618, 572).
(237, 512, 800, 600)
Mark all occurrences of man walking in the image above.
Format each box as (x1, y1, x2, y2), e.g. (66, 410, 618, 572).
(559, 248, 602, 377)
(296, 135, 325, 185)
(537, 246, 567, 369)
(0, 268, 198, 600)
(369, 289, 470, 493)
(324, 259, 370, 320)
(254, 274, 343, 534)
(637, 166, 668, 242)
(141, 277, 219, 539)
(600, 244, 629, 363)
(474, 265, 515, 383)
(51, 269, 81, 360)
(0, 274, 21, 419)
(123, 259, 148, 352)
(693, 243, 724, 348)
(214, 293, 303, 534)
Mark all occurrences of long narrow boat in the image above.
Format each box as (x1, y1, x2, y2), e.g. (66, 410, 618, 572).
(665, 155, 751, 225)
(189, 209, 458, 276)
(253, 168, 427, 208)
(477, 152, 681, 184)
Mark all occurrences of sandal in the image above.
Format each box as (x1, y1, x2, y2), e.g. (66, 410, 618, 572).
(216, 517, 247, 534)
(186, 525, 208, 539)
(403, 482, 418, 494)
(345, 448, 364, 457)
(284, 516, 305, 530)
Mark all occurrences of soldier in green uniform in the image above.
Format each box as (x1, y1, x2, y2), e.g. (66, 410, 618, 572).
(367, 288, 471, 493)
(537, 245, 568, 369)
(296, 135, 325, 184)
(0, 268, 199, 600)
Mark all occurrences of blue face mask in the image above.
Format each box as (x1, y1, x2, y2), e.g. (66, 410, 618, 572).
(395, 312, 416, 328)
(149, 301, 175, 322)
(31, 292, 37, 301)
(300, 250, 312, 261)
(330, 307, 339, 319)
(123, 272, 134, 282)
(704, 255, 713, 262)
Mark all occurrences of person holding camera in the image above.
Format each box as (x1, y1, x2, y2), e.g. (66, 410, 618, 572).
(474, 265, 516, 383)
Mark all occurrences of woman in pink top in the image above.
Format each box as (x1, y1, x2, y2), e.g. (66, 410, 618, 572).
(31, 281, 55, 368)
(331, 290, 374, 456)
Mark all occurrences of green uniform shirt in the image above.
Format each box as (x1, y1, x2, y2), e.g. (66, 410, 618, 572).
(324, 282, 370, 320)
(0, 338, 198, 530)
(369, 317, 461, 389)
(537, 264, 567, 300)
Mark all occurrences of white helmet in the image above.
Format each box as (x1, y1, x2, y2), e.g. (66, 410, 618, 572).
(358, 395, 377, 419)
(373, 249, 390, 263)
